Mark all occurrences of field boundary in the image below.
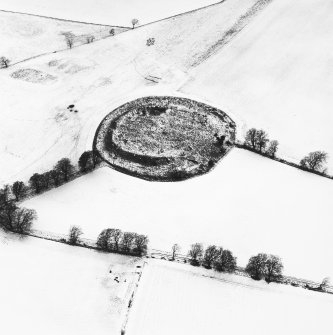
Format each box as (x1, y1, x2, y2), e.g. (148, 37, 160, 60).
(236, 142, 333, 181)
(0, 8, 130, 28)
(149, 249, 333, 294)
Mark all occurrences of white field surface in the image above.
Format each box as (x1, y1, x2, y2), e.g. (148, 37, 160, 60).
(0, 0, 219, 26)
(0, 231, 142, 335)
(125, 260, 333, 335)
(0, 0, 260, 185)
(181, 0, 333, 169)
(0, 10, 128, 65)
(24, 149, 333, 281)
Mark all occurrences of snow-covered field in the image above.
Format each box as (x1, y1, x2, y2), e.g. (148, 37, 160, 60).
(0, 0, 259, 185)
(0, 231, 142, 335)
(0, 10, 128, 65)
(181, 0, 333, 169)
(126, 260, 333, 335)
(24, 149, 333, 281)
(0, 0, 219, 26)
(0, 0, 332, 187)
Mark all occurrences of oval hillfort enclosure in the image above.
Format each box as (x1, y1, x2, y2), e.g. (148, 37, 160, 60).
(94, 96, 236, 181)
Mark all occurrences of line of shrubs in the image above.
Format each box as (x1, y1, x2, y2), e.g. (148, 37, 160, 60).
(240, 128, 331, 178)
(67, 225, 149, 257)
(0, 150, 101, 235)
(179, 243, 284, 284)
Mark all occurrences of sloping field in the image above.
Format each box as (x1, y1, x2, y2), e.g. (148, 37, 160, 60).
(24, 149, 333, 280)
(0, 231, 142, 335)
(0, 0, 259, 184)
(126, 260, 333, 335)
(0, 0, 220, 26)
(182, 0, 333, 171)
(0, 10, 128, 65)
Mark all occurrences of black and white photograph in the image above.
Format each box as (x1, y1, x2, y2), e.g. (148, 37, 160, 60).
(0, 0, 332, 334)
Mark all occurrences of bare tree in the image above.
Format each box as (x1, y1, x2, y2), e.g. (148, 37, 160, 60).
(133, 234, 149, 256)
(12, 181, 27, 201)
(0, 185, 12, 206)
(68, 225, 83, 244)
(121, 232, 136, 253)
(264, 255, 283, 283)
(320, 277, 331, 291)
(0, 201, 17, 231)
(109, 228, 123, 251)
(171, 243, 180, 260)
(131, 18, 139, 29)
(188, 243, 203, 266)
(29, 173, 44, 194)
(97, 228, 113, 250)
(245, 253, 268, 280)
(12, 207, 36, 234)
(49, 169, 62, 187)
(0, 56, 10, 68)
(78, 151, 94, 173)
(244, 128, 257, 150)
(266, 140, 279, 158)
(244, 128, 269, 153)
(86, 35, 95, 43)
(64, 34, 75, 49)
(55, 158, 75, 182)
(300, 151, 328, 172)
(213, 248, 237, 273)
(256, 129, 269, 153)
(202, 245, 219, 269)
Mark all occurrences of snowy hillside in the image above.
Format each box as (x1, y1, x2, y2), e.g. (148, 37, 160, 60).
(126, 260, 333, 335)
(0, 0, 259, 184)
(0, 0, 219, 26)
(182, 0, 333, 170)
(0, 10, 128, 65)
(24, 149, 333, 281)
(0, 232, 142, 335)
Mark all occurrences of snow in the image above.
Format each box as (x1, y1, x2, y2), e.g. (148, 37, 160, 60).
(181, 0, 333, 170)
(126, 260, 333, 335)
(0, 0, 258, 184)
(0, 0, 220, 26)
(0, 231, 142, 335)
(0, 11, 128, 65)
(24, 149, 333, 281)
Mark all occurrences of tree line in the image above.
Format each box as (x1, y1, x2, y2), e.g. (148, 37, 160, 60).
(67, 225, 148, 257)
(170, 243, 284, 284)
(243, 128, 328, 174)
(0, 150, 100, 235)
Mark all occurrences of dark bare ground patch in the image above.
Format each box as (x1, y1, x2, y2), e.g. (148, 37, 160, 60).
(94, 96, 236, 181)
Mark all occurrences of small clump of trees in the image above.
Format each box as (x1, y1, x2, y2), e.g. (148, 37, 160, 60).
(244, 128, 279, 157)
(300, 151, 328, 173)
(97, 228, 148, 256)
(0, 185, 36, 234)
(244, 128, 330, 176)
(187, 243, 237, 273)
(0, 56, 10, 68)
(86, 35, 95, 44)
(245, 253, 283, 283)
(68, 225, 83, 245)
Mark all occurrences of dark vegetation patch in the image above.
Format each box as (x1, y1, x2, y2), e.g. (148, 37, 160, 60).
(94, 96, 236, 181)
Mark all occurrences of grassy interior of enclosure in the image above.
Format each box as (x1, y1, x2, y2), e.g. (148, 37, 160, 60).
(96, 97, 236, 181)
